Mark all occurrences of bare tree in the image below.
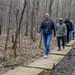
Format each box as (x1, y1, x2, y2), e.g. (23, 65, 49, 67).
(12, 0, 27, 57)
(49, 0, 54, 15)
(30, 0, 36, 41)
(5, 1, 12, 52)
(68, 0, 73, 19)
(55, 0, 59, 23)
(25, 0, 30, 36)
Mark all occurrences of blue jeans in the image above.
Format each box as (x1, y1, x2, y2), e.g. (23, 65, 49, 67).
(43, 34, 52, 55)
(57, 36, 65, 49)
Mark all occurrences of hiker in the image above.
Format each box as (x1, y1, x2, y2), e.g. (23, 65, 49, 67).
(56, 18, 67, 51)
(70, 20, 74, 40)
(73, 24, 75, 39)
(38, 13, 56, 58)
(64, 17, 73, 43)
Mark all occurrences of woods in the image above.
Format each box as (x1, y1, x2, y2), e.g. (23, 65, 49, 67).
(0, 0, 75, 74)
(0, 0, 75, 58)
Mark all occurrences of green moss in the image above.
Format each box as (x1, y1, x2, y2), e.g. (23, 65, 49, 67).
(60, 70, 64, 74)
(72, 57, 75, 62)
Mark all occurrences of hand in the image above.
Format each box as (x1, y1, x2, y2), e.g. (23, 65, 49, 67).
(53, 36, 56, 39)
(38, 33, 40, 37)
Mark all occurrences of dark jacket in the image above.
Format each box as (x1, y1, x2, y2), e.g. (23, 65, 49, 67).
(72, 22, 74, 31)
(64, 21, 73, 32)
(38, 18, 56, 36)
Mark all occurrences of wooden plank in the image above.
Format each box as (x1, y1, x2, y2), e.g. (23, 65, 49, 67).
(50, 47, 72, 55)
(66, 40, 75, 47)
(2, 67, 43, 75)
(26, 55, 64, 70)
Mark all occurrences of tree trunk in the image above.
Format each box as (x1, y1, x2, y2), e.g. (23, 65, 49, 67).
(49, 0, 54, 15)
(5, 1, 12, 51)
(12, 0, 27, 57)
(39, 33, 42, 48)
(30, 0, 35, 41)
(0, 26, 1, 35)
(25, 1, 29, 36)
(55, 0, 59, 23)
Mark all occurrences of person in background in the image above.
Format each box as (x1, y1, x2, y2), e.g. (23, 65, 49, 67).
(38, 13, 56, 58)
(70, 20, 74, 40)
(73, 23, 75, 39)
(56, 18, 67, 51)
(64, 17, 73, 43)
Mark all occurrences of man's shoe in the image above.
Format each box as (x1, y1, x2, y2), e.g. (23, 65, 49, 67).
(44, 55, 48, 59)
(63, 46, 65, 49)
(57, 49, 61, 51)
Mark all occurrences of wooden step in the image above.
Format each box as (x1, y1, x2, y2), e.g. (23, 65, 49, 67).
(50, 47, 72, 56)
(66, 40, 75, 47)
(26, 54, 64, 70)
(2, 67, 43, 75)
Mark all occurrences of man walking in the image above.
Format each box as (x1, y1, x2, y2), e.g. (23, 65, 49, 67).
(73, 24, 75, 39)
(56, 18, 67, 51)
(38, 13, 56, 58)
(64, 17, 73, 43)
(70, 20, 74, 40)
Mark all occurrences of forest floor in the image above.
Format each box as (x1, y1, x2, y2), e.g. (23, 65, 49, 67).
(0, 34, 75, 75)
(0, 34, 57, 74)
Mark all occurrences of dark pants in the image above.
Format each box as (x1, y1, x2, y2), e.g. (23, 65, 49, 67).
(66, 32, 69, 43)
(57, 36, 65, 50)
(73, 32, 74, 40)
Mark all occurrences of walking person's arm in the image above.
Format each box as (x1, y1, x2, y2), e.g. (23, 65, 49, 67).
(64, 24, 67, 36)
(52, 21, 56, 38)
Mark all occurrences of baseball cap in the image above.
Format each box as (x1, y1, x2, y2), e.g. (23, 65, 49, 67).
(59, 18, 63, 21)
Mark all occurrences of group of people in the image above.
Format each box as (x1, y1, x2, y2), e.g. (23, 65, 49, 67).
(38, 13, 75, 59)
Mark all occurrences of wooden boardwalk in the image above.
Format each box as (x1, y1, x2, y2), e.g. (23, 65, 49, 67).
(66, 40, 75, 47)
(2, 40, 75, 75)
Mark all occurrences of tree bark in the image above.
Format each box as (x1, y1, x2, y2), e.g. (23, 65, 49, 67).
(5, 1, 12, 51)
(12, 0, 27, 57)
